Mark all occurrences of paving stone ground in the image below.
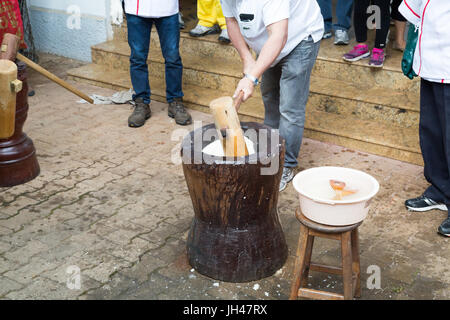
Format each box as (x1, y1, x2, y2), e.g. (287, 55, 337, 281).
(0, 54, 449, 300)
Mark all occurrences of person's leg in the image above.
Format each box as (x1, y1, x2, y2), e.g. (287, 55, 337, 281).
(392, 0, 407, 51)
(373, 0, 391, 50)
(353, 0, 369, 44)
(261, 65, 282, 130)
(189, 0, 220, 37)
(316, 0, 333, 35)
(406, 80, 449, 211)
(419, 81, 450, 236)
(197, 0, 216, 28)
(278, 37, 320, 168)
(155, 14, 191, 125)
(215, 0, 226, 30)
(343, 0, 370, 61)
(126, 13, 152, 104)
(333, 0, 353, 45)
(334, 0, 353, 31)
(367, 0, 390, 67)
(155, 13, 183, 103)
(438, 83, 450, 237)
(215, 0, 230, 43)
(420, 80, 449, 204)
(394, 20, 406, 51)
(393, 20, 406, 51)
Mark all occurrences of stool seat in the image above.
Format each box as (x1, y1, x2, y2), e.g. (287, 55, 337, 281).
(290, 208, 362, 300)
(296, 209, 362, 234)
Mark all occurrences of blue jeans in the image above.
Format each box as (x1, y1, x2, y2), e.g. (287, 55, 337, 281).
(317, 0, 353, 32)
(261, 37, 321, 168)
(126, 13, 183, 104)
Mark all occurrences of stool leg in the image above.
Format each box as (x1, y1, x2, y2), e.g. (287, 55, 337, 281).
(289, 224, 309, 300)
(301, 235, 314, 288)
(351, 228, 361, 298)
(341, 231, 353, 300)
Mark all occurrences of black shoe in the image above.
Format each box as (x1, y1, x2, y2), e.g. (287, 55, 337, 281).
(405, 195, 447, 212)
(128, 98, 151, 128)
(438, 217, 450, 237)
(168, 98, 192, 126)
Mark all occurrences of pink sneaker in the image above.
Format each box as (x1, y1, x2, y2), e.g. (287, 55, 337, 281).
(369, 48, 385, 68)
(343, 44, 370, 62)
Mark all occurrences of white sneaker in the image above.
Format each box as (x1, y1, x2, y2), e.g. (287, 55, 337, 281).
(189, 24, 220, 37)
(279, 167, 294, 192)
(334, 29, 349, 45)
(218, 29, 230, 44)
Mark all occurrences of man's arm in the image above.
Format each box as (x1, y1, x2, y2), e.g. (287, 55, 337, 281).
(230, 18, 288, 101)
(248, 19, 288, 80)
(226, 17, 256, 75)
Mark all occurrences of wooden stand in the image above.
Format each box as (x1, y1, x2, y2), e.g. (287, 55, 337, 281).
(290, 208, 362, 300)
(182, 122, 287, 282)
(0, 62, 40, 187)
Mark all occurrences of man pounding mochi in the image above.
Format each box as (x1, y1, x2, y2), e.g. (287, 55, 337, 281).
(221, 0, 323, 191)
(111, 0, 192, 128)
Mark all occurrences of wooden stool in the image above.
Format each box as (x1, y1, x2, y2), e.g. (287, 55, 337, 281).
(290, 208, 362, 300)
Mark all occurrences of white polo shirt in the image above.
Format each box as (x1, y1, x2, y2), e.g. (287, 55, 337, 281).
(221, 0, 324, 65)
(399, 0, 450, 83)
(124, 0, 179, 18)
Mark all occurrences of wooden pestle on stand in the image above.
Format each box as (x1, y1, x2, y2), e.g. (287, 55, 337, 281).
(0, 33, 22, 139)
(209, 92, 249, 157)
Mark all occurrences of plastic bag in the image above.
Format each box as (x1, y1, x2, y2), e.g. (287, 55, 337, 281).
(402, 25, 419, 80)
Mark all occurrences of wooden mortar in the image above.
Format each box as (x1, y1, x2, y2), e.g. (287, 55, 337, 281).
(182, 122, 288, 282)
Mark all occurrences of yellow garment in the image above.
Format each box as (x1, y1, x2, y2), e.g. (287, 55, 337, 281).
(197, 0, 226, 30)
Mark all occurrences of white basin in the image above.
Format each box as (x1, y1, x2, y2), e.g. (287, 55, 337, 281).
(292, 166, 380, 226)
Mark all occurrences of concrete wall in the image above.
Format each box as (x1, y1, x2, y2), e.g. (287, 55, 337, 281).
(27, 0, 112, 61)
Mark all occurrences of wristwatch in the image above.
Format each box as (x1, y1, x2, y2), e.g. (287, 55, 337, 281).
(244, 73, 259, 86)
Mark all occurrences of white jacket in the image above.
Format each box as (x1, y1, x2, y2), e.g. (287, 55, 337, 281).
(399, 0, 450, 83)
(123, 0, 179, 18)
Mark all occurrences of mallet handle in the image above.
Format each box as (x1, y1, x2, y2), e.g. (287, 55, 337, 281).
(16, 53, 94, 104)
(234, 91, 245, 111)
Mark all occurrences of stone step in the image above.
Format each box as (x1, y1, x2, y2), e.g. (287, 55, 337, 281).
(91, 40, 243, 94)
(113, 24, 420, 92)
(90, 40, 420, 129)
(113, 24, 241, 60)
(67, 63, 422, 165)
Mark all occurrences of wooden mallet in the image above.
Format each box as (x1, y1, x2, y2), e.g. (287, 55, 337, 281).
(1, 33, 94, 104)
(209, 92, 249, 157)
